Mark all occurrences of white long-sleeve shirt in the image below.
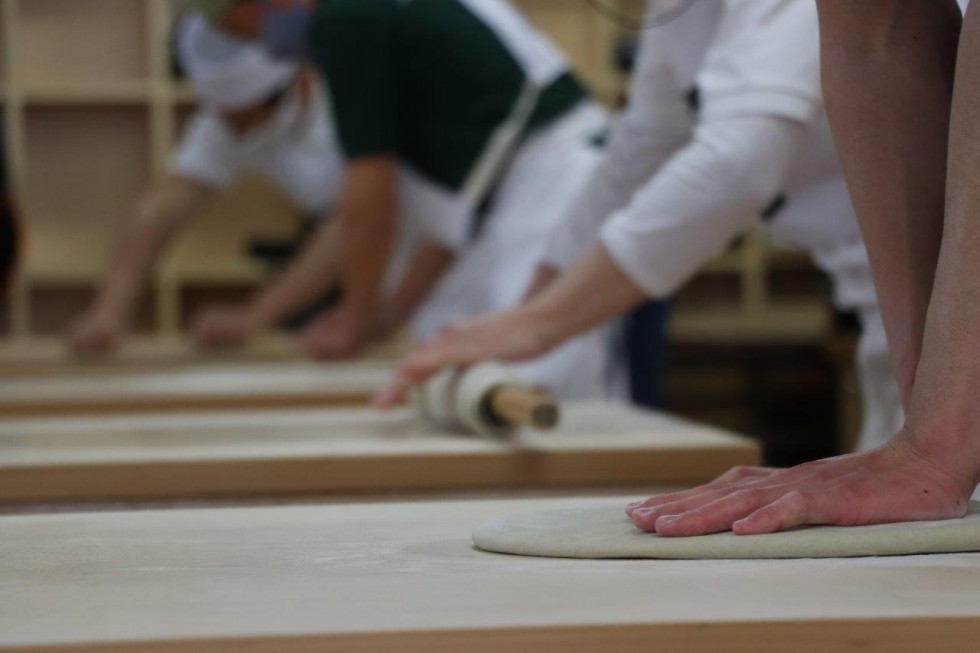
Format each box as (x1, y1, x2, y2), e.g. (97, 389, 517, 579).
(545, 0, 877, 312)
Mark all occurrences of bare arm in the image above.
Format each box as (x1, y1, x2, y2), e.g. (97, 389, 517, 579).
(300, 156, 398, 359)
(191, 216, 345, 348)
(818, 0, 961, 407)
(622, 0, 980, 539)
(341, 158, 397, 322)
(380, 239, 457, 336)
(71, 175, 215, 353)
(251, 217, 343, 325)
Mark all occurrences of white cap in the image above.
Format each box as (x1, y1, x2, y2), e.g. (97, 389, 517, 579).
(176, 12, 299, 111)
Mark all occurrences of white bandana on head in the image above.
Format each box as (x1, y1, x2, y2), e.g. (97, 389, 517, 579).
(176, 12, 299, 111)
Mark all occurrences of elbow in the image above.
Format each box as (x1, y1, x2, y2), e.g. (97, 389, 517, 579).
(691, 129, 788, 213)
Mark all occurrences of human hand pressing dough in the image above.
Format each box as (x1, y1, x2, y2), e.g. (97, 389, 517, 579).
(626, 431, 978, 536)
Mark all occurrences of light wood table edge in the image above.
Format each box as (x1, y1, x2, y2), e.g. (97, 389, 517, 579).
(3, 617, 976, 653)
(0, 392, 378, 419)
(0, 444, 761, 503)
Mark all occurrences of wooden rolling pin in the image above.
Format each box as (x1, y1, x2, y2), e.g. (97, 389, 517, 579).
(487, 386, 560, 431)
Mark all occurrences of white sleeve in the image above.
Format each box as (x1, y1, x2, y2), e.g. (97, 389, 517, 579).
(542, 31, 693, 270)
(600, 115, 805, 298)
(698, 0, 822, 122)
(168, 110, 241, 190)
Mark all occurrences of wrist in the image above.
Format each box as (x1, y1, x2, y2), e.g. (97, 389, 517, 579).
(521, 301, 568, 354)
(93, 293, 131, 325)
(902, 422, 980, 497)
(247, 298, 281, 330)
(339, 295, 377, 328)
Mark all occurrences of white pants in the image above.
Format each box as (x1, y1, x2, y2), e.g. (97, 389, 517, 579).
(411, 103, 612, 400)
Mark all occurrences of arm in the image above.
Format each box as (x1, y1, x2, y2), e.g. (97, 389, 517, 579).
(191, 216, 344, 347)
(300, 157, 398, 359)
(542, 29, 692, 270)
(374, 115, 807, 406)
(379, 239, 457, 337)
(70, 175, 215, 353)
(626, 0, 980, 539)
(817, 0, 960, 407)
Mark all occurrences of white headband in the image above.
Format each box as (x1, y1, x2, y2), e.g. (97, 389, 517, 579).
(176, 13, 299, 111)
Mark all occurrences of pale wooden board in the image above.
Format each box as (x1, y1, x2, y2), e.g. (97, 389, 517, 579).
(0, 361, 393, 417)
(0, 336, 306, 375)
(0, 334, 411, 376)
(0, 402, 759, 502)
(2, 495, 979, 653)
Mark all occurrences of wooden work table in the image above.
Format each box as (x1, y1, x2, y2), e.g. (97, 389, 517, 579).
(0, 360, 393, 417)
(0, 402, 759, 503)
(1, 495, 978, 652)
(0, 334, 410, 376)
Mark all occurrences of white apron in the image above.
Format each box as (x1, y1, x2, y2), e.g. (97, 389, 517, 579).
(401, 103, 612, 400)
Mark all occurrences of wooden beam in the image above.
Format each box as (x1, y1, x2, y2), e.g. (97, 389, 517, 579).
(0, 360, 392, 417)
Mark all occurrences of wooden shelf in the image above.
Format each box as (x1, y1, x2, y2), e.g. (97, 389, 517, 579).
(20, 80, 152, 105)
(669, 300, 833, 344)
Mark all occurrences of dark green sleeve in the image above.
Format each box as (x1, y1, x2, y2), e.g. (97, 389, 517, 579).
(310, 0, 398, 160)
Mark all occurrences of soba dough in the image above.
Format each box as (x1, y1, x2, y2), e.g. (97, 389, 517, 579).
(473, 502, 980, 559)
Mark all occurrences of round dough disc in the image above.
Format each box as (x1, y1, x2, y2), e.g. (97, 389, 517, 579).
(473, 502, 980, 559)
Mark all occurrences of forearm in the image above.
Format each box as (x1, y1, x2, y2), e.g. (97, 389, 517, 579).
(523, 245, 647, 349)
(95, 176, 211, 318)
(385, 240, 456, 331)
(340, 158, 397, 325)
(817, 0, 961, 407)
(248, 217, 343, 326)
(904, 3, 980, 482)
(522, 265, 559, 303)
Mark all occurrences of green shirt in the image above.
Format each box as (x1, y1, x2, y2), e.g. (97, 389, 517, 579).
(310, 0, 586, 191)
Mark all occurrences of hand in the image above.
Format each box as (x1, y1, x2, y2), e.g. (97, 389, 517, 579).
(298, 303, 369, 360)
(625, 430, 978, 537)
(372, 307, 555, 409)
(191, 305, 262, 349)
(69, 307, 126, 356)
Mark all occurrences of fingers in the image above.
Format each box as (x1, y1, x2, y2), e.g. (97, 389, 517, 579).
(374, 311, 537, 409)
(628, 487, 743, 531)
(372, 328, 490, 409)
(650, 488, 787, 537)
(629, 485, 840, 537)
(371, 347, 457, 408)
(732, 491, 818, 535)
(624, 466, 781, 517)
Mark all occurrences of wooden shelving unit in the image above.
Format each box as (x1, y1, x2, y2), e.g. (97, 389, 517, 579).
(1, 0, 296, 337)
(670, 229, 833, 344)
